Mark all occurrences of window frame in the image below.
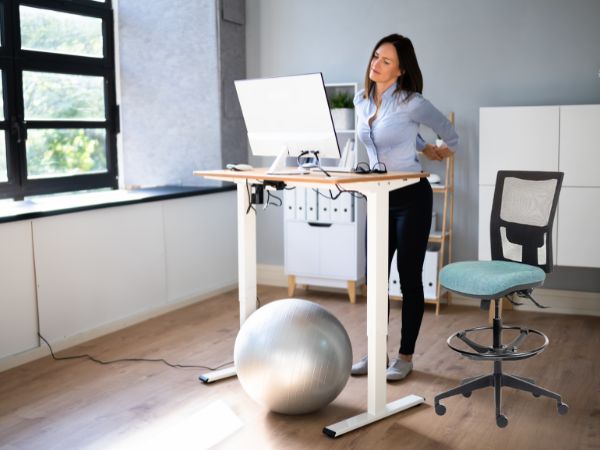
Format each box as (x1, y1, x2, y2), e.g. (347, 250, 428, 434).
(0, 0, 118, 200)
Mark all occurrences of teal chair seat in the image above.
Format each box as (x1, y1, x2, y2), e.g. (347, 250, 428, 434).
(440, 261, 546, 299)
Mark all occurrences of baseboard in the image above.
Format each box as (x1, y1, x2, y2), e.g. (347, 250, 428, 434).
(259, 264, 600, 317)
(0, 283, 237, 373)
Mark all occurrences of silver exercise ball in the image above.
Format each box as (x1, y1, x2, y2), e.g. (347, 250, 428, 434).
(234, 298, 352, 415)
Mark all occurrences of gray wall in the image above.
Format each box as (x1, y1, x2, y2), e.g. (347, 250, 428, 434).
(220, 0, 249, 167)
(246, 0, 600, 291)
(118, 0, 246, 187)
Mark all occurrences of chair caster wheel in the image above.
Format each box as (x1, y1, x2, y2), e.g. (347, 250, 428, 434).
(462, 392, 472, 398)
(558, 403, 569, 415)
(435, 403, 446, 416)
(496, 414, 508, 428)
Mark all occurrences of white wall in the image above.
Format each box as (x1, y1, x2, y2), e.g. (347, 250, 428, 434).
(245, 0, 600, 291)
(0, 192, 237, 366)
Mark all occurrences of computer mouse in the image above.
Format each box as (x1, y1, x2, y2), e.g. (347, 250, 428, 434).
(226, 163, 253, 171)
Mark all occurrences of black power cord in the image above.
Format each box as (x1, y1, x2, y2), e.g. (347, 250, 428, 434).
(37, 333, 233, 371)
(245, 179, 256, 214)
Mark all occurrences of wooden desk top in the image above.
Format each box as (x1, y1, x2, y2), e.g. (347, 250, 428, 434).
(194, 167, 428, 186)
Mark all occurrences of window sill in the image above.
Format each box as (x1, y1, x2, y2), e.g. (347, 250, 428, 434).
(0, 184, 235, 224)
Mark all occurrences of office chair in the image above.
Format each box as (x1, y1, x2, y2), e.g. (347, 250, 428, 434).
(434, 171, 568, 428)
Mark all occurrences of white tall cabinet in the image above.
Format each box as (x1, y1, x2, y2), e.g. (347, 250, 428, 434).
(479, 104, 600, 268)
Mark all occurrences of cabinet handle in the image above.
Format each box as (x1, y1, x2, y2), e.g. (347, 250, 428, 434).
(308, 222, 332, 228)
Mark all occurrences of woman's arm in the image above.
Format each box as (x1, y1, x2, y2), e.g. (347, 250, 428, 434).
(409, 96, 459, 151)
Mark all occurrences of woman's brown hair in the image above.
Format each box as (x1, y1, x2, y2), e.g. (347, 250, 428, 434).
(363, 34, 423, 101)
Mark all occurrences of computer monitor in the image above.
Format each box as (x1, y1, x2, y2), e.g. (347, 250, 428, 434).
(234, 73, 340, 174)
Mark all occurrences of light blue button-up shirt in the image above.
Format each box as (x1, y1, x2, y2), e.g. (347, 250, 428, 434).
(354, 85, 459, 172)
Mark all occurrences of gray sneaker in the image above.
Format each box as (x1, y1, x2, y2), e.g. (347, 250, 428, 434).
(386, 358, 413, 381)
(350, 355, 389, 376)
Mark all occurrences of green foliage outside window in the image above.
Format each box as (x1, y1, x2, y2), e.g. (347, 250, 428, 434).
(19, 6, 107, 179)
(27, 129, 106, 178)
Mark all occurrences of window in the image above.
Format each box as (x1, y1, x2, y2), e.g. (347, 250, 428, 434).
(0, 0, 118, 200)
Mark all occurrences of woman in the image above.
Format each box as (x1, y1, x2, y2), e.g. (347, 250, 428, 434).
(351, 33, 459, 381)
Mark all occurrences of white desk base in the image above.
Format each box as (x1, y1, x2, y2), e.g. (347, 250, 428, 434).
(323, 394, 425, 438)
(199, 366, 237, 384)
(194, 171, 426, 438)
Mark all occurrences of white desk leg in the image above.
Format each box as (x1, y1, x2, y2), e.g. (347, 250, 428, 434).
(200, 182, 257, 384)
(323, 183, 424, 437)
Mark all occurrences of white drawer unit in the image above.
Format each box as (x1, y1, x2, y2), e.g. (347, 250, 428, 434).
(284, 186, 366, 303)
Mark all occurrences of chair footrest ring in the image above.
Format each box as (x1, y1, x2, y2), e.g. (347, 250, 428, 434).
(447, 325, 549, 361)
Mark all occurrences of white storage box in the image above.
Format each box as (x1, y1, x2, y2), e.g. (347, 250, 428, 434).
(389, 249, 439, 300)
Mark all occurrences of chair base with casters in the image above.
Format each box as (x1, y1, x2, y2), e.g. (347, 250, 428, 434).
(434, 259, 569, 428)
(434, 295, 568, 428)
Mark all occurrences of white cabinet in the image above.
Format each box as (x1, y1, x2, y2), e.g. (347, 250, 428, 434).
(284, 188, 366, 303)
(479, 104, 600, 268)
(0, 192, 238, 367)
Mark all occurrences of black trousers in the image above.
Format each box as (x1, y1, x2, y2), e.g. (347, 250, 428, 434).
(388, 177, 433, 355)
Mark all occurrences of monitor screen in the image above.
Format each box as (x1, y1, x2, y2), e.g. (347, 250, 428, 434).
(234, 73, 340, 159)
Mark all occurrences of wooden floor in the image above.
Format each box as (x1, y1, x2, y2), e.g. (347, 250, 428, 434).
(0, 286, 599, 450)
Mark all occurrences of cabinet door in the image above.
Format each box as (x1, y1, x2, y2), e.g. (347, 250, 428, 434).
(479, 106, 559, 185)
(556, 187, 600, 267)
(559, 105, 600, 187)
(319, 223, 357, 279)
(284, 221, 320, 277)
(34, 204, 167, 342)
(0, 221, 38, 359)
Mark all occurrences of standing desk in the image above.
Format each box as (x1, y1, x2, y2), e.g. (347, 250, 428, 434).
(193, 168, 426, 437)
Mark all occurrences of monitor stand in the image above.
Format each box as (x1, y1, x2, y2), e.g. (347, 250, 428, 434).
(267, 146, 310, 175)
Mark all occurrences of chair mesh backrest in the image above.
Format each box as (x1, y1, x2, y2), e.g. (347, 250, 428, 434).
(490, 171, 563, 273)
